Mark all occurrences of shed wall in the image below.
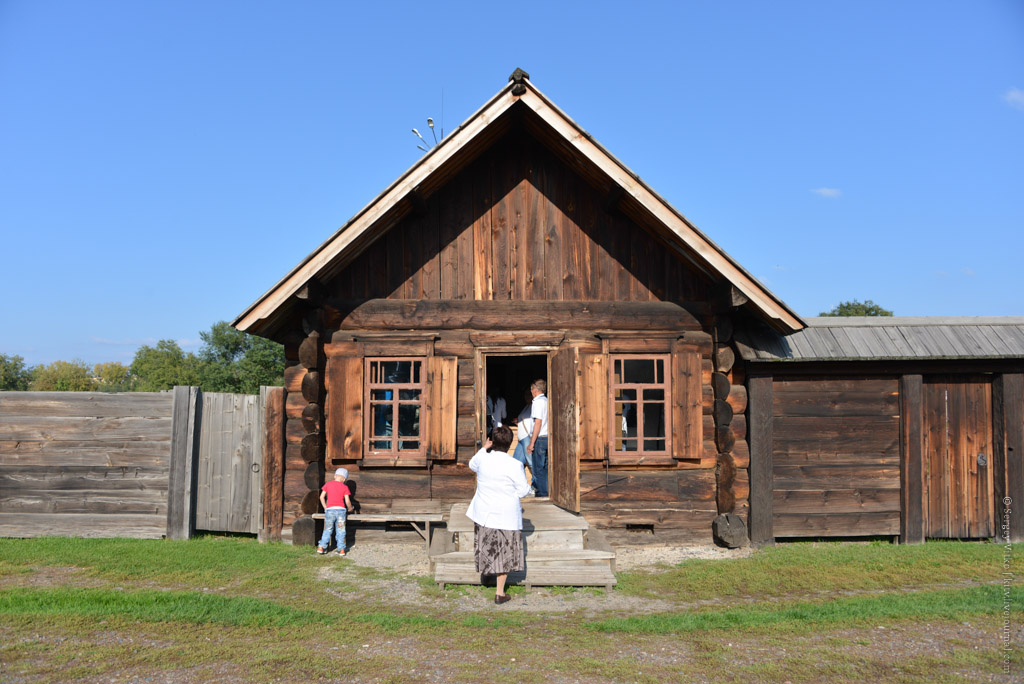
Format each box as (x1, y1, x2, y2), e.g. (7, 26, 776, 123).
(771, 377, 902, 537)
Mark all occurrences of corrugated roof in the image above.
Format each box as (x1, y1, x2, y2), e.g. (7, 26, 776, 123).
(735, 317, 1024, 362)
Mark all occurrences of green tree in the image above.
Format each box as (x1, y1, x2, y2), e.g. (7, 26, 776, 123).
(819, 299, 894, 317)
(197, 321, 284, 394)
(30, 360, 95, 391)
(0, 354, 32, 391)
(131, 340, 201, 392)
(94, 361, 133, 392)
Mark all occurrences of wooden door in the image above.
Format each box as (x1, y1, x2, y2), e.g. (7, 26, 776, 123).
(923, 377, 994, 538)
(196, 392, 263, 535)
(549, 346, 580, 512)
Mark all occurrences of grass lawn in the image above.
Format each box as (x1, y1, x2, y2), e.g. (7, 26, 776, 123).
(0, 536, 1020, 683)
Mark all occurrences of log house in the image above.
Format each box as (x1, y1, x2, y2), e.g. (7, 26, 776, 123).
(235, 70, 1024, 546)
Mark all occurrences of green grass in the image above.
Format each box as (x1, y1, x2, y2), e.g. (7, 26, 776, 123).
(590, 584, 1024, 634)
(0, 586, 326, 627)
(616, 539, 1016, 601)
(1, 536, 1020, 683)
(0, 535, 320, 590)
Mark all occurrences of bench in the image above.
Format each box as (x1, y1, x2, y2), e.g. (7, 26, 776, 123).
(311, 511, 445, 551)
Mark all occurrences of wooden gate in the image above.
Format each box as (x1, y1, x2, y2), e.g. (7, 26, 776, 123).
(195, 392, 263, 534)
(922, 376, 994, 538)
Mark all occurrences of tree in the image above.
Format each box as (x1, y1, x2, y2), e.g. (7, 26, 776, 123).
(0, 354, 32, 391)
(94, 361, 133, 392)
(819, 299, 894, 317)
(131, 340, 202, 391)
(30, 360, 95, 391)
(196, 321, 284, 394)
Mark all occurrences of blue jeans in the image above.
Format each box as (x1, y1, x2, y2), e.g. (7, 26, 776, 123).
(531, 436, 548, 497)
(318, 508, 347, 551)
(512, 437, 533, 474)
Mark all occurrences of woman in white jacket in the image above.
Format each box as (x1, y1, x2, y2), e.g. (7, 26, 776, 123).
(466, 425, 531, 604)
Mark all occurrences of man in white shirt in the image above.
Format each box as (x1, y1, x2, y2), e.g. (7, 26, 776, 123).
(512, 391, 534, 492)
(525, 379, 549, 497)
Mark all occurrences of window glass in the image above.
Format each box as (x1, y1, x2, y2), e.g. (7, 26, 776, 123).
(365, 358, 425, 457)
(609, 354, 670, 458)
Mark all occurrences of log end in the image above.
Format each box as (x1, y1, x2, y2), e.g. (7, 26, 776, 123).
(712, 513, 747, 548)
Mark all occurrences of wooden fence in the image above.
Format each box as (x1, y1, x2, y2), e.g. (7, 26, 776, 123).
(0, 387, 279, 540)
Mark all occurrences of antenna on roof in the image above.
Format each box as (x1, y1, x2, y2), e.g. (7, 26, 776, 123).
(412, 114, 444, 154)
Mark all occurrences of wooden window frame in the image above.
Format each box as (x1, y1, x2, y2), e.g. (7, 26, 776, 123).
(363, 357, 426, 458)
(608, 354, 673, 463)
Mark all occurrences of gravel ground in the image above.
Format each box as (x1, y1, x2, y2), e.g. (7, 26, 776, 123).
(319, 534, 752, 614)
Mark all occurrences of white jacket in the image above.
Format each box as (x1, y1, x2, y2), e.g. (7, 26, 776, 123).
(466, 447, 531, 531)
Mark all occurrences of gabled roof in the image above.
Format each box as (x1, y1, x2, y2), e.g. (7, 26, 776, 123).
(735, 316, 1024, 362)
(233, 71, 805, 336)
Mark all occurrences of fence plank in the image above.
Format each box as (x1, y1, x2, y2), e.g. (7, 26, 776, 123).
(0, 392, 172, 418)
(166, 386, 199, 540)
(0, 512, 166, 539)
(0, 416, 173, 442)
(262, 387, 285, 541)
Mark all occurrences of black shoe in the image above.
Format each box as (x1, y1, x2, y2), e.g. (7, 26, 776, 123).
(494, 593, 512, 604)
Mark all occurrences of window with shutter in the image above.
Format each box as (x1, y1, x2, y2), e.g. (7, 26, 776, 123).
(364, 358, 426, 458)
(608, 354, 674, 465)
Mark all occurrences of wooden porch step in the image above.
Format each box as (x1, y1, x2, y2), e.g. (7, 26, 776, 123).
(447, 502, 589, 532)
(431, 502, 617, 590)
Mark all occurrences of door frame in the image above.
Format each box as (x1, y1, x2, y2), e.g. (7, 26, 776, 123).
(476, 346, 575, 503)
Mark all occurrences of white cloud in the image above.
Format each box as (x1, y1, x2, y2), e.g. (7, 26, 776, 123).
(811, 187, 842, 199)
(1004, 87, 1024, 111)
(961, 268, 976, 277)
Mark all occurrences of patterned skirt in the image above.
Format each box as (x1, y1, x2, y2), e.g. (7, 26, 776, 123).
(473, 523, 525, 575)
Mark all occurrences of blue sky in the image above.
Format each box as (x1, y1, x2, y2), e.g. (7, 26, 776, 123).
(2, 1, 1022, 367)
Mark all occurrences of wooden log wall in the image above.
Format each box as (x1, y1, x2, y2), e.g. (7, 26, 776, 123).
(309, 323, 720, 540)
(706, 316, 750, 534)
(281, 311, 326, 544)
(269, 298, 727, 544)
(770, 377, 901, 537)
(0, 392, 174, 538)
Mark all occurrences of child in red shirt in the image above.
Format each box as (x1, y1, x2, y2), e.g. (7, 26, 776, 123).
(317, 468, 353, 556)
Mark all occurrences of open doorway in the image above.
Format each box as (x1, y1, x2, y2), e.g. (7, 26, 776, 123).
(484, 355, 548, 434)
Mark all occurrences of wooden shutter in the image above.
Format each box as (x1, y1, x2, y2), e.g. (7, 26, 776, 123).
(326, 353, 363, 462)
(672, 340, 702, 460)
(578, 353, 607, 462)
(550, 345, 581, 513)
(425, 356, 457, 461)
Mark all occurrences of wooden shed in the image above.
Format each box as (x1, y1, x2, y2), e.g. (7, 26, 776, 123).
(736, 316, 1024, 544)
(234, 70, 1023, 547)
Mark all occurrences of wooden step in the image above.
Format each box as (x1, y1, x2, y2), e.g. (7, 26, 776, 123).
(431, 504, 617, 590)
(447, 502, 590, 532)
(447, 502, 590, 550)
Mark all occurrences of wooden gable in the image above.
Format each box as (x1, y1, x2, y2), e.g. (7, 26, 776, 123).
(331, 130, 715, 305)
(234, 74, 803, 338)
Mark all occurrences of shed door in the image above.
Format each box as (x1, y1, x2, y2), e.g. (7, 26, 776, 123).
(923, 376, 994, 538)
(549, 345, 580, 513)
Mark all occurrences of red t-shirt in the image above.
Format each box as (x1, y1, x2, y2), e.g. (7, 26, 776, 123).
(321, 481, 350, 509)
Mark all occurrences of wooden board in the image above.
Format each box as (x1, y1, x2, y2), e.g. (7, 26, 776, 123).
(550, 345, 580, 512)
(922, 376, 994, 538)
(770, 376, 901, 539)
(325, 352, 362, 462)
(425, 356, 458, 461)
(194, 392, 262, 535)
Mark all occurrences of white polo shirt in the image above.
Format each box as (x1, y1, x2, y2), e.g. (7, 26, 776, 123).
(531, 393, 549, 438)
